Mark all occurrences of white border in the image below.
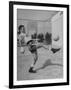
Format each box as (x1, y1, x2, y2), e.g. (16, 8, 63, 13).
(13, 5, 67, 85)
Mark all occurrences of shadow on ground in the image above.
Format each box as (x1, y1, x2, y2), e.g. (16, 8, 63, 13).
(36, 59, 63, 71)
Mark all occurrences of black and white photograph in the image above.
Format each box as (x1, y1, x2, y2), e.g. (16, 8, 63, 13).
(9, 1, 69, 88)
(17, 9, 63, 80)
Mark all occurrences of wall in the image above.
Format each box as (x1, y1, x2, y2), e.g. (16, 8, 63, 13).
(27, 21, 38, 35)
(37, 21, 51, 34)
(17, 20, 51, 36)
(51, 12, 63, 48)
(17, 20, 37, 35)
(17, 8, 54, 36)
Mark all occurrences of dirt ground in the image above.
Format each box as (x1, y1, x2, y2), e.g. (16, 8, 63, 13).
(17, 46, 63, 81)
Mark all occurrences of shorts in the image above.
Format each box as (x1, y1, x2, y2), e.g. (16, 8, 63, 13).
(29, 45, 37, 53)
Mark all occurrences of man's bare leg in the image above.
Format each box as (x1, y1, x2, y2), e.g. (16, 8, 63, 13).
(29, 51, 38, 73)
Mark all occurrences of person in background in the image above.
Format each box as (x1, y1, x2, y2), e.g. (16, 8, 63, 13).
(18, 25, 26, 54)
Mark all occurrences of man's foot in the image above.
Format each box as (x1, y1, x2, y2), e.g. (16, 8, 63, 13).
(29, 67, 36, 73)
(51, 48, 61, 53)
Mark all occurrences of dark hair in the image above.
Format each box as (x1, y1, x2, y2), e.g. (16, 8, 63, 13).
(27, 40, 34, 45)
(18, 25, 25, 34)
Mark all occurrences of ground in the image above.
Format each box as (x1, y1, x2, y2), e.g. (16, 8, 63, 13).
(17, 46, 63, 81)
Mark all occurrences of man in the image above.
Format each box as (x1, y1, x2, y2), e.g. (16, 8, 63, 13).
(27, 39, 49, 73)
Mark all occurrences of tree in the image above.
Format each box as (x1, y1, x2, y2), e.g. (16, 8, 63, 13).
(37, 33, 44, 42)
(31, 33, 37, 39)
(45, 32, 52, 44)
